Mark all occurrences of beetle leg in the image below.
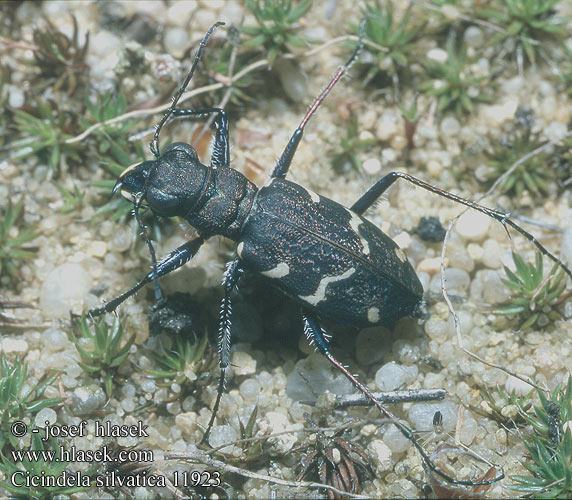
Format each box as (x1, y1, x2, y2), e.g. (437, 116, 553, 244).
(201, 258, 244, 444)
(88, 235, 206, 317)
(351, 171, 572, 282)
(170, 107, 230, 167)
(271, 21, 365, 180)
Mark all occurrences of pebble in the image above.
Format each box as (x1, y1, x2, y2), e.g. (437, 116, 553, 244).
(376, 114, 399, 141)
(417, 257, 443, 275)
(175, 412, 198, 434)
(456, 210, 490, 241)
(562, 227, 572, 266)
(88, 241, 107, 258)
(369, 440, 393, 472)
(481, 270, 511, 304)
(231, 350, 257, 376)
(41, 328, 69, 352)
(35, 407, 57, 427)
(424, 317, 453, 342)
(286, 353, 354, 401)
(363, 158, 382, 175)
(275, 59, 307, 102)
(481, 239, 503, 269)
(383, 423, 412, 453)
(70, 385, 107, 415)
(440, 116, 460, 137)
(7, 85, 25, 108)
(163, 28, 190, 59)
(2, 338, 28, 355)
(429, 268, 470, 295)
(239, 379, 260, 401)
(463, 26, 484, 48)
(426, 48, 448, 63)
(40, 263, 92, 318)
(374, 362, 418, 392)
(209, 425, 238, 454)
(258, 411, 298, 455)
(408, 401, 457, 432)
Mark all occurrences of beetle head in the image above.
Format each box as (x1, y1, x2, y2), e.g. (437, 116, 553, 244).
(114, 142, 210, 217)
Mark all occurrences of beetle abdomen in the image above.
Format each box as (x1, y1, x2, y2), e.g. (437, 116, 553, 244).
(238, 178, 423, 327)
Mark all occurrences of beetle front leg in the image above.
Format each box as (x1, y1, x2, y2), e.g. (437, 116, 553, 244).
(170, 107, 229, 167)
(202, 258, 244, 444)
(88, 235, 206, 317)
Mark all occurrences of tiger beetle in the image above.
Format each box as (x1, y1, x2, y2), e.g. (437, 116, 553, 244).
(89, 22, 572, 487)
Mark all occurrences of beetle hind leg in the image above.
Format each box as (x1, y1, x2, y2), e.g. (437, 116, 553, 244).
(351, 172, 572, 282)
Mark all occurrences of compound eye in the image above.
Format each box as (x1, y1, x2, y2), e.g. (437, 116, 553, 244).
(146, 188, 180, 216)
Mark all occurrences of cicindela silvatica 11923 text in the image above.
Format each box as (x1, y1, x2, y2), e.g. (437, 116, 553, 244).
(88, 22, 572, 487)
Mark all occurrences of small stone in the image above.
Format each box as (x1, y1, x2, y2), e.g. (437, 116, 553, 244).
(35, 407, 57, 427)
(427, 48, 448, 63)
(70, 385, 106, 415)
(369, 440, 392, 472)
(417, 257, 443, 275)
(42, 328, 69, 352)
(424, 317, 452, 341)
(163, 28, 190, 58)
(481, 270, 511, 304)
(258, 411, 298, 455)
(166, 401, 181, 415)
(209, 425, 238, 454)
(383, 424, 411, 453)
(231, 350, 257, 376)
(175, 411, 198, 433)
(376, 114, 399, 141)
(430, 268, 470, 295)
(440, 116, 460, 136)
(122, 398, 135, 412)
(275, 59, 307, 102)
(363, 158, 382, 175)
(40, 263, 92, 318)
(456, 210, 490, 241)
(2, 338, 28, 355)
(286, 353, 354, 401)
(463, 26, 484, 48)
(458, 412, 477, 445)
(562, 227, 572, 267)
(88, 241, 107, 258)
(141, 379, 156, 393)
(482, 239, 502, 269)
(408, 401, 457, 432)
(374, 362, 418, 392)
(8, 85, 25, 108)
(239, 379, 260, 401)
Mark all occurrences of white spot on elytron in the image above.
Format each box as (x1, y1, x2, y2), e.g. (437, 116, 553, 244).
(261, 262, 290, 278)
(237, 242, 244, 257)
(348, 211, 370, 255)
(368, 306, 380, 323)
(305, 187, 320, 203)
(395, 247, 407, 263)
(299, 267, 356, 306)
